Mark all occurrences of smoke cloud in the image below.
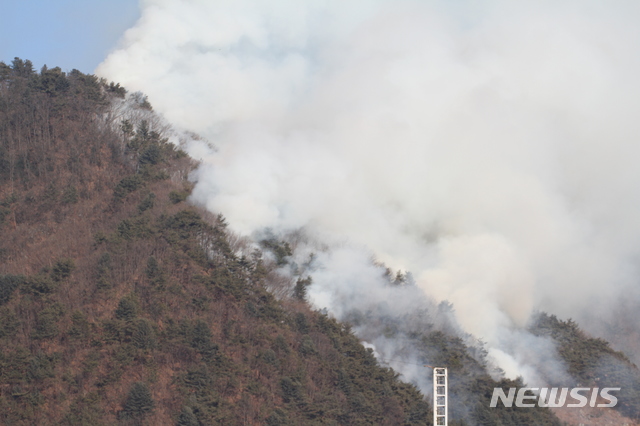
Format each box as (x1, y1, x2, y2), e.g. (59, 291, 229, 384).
(98, 0, 640, 384)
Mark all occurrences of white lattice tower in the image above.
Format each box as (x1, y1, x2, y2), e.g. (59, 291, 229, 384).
(433, 367, 448, 426)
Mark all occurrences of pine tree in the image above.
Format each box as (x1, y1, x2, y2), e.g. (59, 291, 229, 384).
(176, 406, 198, 426)
(121, 382, 155, 420)
(115, 296, 138, 320)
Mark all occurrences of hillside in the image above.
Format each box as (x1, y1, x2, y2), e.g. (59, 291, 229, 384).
(0, 58, 638, 426)
(0, 58, 432, 425)
(530, 313, 640, 422)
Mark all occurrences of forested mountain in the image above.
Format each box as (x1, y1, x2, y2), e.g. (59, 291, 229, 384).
(0, 58, 638, 425)
(0, 57, 430, 425)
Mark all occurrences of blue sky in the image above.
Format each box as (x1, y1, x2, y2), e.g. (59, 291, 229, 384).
(1, 0, 140, 73)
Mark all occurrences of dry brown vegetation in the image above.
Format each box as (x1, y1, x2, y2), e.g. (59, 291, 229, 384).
(0, 59, 431, 425)
(3, 58, 638, 426)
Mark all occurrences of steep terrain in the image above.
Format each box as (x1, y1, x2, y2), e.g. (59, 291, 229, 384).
(0, 58, 431, 425)
(1, 58, 639, 425)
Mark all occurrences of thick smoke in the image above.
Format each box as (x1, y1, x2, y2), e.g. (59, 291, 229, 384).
(98, 0, 640, 384)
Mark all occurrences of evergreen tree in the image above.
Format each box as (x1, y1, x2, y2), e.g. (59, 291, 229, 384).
(176, 406, 199, 426)
(293, 276, 312, 301)
(115, 296, 138, 320)
(121, 382, 155, 420)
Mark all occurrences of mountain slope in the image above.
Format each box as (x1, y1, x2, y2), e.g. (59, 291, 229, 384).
(0, 58, 431, 425)
(3, 58, 639, 426)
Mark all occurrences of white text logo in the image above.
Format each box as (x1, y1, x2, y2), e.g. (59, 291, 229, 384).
(489, 387, 620, 408)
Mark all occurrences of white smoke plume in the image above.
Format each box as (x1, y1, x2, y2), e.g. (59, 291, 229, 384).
(97, 0, 640, 385)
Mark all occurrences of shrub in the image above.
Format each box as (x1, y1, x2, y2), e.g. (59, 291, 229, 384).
(68, 311, 90, 340)
(145, 256, 165, 288)
(61, 185, 78, 204)
(293, 277, 312, 301)
(190, 320, 217, 357)
(295, 313, 309, 334)
(0, 207, 10, 225)
(299, 336, 317, 356)
(0, 308, 19, 338)
(0, 346, 31, 384)
(145, 256, 160, 280)
(117, 217, 152, 240)
(169, 190, 189, 204)
(133, 318, 157, 350)
(121, 382, 155, 419)
(260, 238, 292, 266)
(280, 377, 305, 404)
(176, 406, 199, 426)
(0, 275, 24, 305)
(24, 274, 57, 295)
(138, 192, 156, 213)
(93, 231, 108, 245)
(163, 210, 205, 238)
(51, 258, 75, 282)
(107, 82, 127, 98)
(139, 144, 162, 166)
(28, 353, 57, 381)
(265, 409, 290, 426)
(274, 335, 290, 355)
(32, 304, 65, 340)
(95, 252, 112, 290)
(262, 349, 278, 366)
(61, 391, 105, 425)
(113, 175, 143, 201)
(102, 319, 127, 344)
(115, 296, 138, 321)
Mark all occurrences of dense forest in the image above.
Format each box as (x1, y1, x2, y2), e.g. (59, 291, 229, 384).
(0, 58, 638, 425)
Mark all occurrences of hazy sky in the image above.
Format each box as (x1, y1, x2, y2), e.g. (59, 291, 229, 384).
(0, 0, 139, 73)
